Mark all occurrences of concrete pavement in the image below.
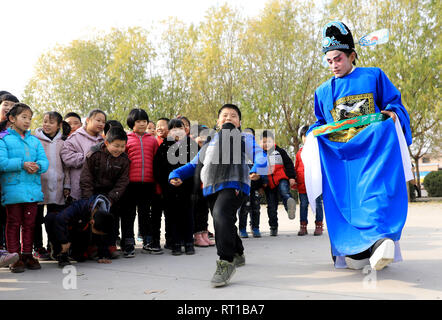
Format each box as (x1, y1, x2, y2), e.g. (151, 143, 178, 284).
(1, 201, 441, 300)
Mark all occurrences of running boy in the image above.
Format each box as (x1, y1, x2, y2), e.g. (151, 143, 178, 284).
(169, 104, 268, 287)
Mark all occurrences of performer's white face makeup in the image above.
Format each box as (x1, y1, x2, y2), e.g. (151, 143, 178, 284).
(326, 50, 355, 78)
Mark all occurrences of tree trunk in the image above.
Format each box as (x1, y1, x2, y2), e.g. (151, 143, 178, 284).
(412, 155, 422, 198)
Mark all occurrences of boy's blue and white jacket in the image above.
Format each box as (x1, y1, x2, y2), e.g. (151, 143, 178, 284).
(169, 127, 268, 197)
(0, 128, 49, 205)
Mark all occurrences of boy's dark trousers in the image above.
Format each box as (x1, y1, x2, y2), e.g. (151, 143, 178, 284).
(121, 182, 154, 246)
(165, 186, 194, 246)
(265, 179, 292, 230)
(207, 188, 247, 262)
(45, 212, 91, 260)
(142, 192, 166, 246)
(34, 204, 66, 250)
(238, 188, 261, 231)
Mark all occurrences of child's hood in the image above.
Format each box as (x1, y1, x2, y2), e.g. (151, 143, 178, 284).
(72, 126, 103, 143)
(0, 130, 9, 139)
(91, 194, 111, 213)
(34, 127, 62, 143)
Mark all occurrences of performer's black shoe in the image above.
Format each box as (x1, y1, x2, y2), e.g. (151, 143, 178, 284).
(345, 249, 370, 270)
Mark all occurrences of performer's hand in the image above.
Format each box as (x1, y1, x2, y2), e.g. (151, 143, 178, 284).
(289, 179, 296, 187)
(170, 178, 183, 186)
(250, 173, 260, 181)
(381, 110, 396, 122)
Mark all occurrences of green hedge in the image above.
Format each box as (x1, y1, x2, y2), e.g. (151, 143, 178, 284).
(423, 171, 442, 197)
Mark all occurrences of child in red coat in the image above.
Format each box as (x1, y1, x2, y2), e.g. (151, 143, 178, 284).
(121, 109, 158, 257)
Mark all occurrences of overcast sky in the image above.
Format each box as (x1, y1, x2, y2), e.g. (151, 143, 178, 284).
(0, 0, 270, 98)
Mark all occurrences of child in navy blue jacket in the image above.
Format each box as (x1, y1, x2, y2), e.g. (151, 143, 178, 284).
(44, 195, 114, 266)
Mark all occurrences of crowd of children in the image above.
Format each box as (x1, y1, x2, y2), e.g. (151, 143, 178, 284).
(0, 91, 323, 286)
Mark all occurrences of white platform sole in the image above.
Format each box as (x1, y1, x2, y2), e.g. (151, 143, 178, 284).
(369, 239, 395, 271)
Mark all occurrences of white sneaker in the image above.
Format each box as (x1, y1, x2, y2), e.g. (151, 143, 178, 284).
(0, 250, 19, 268)
(345, 256, 370, 270)
(286, 198, 296, 220)
(369, 239, 395, 271)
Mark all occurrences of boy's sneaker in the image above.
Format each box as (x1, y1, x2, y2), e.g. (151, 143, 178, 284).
(233, 253, 245, 267)
(252, 228, 261, 238)
(123, 248, 135, 258)
(123, 242, 136, 258)
(57, 252, 71, 268)
(142, 235, 153, 247)
(369, 238, 395, 271)
(141, 243, 150, 254)
(172, 244, 182, 256)
(211, 260, 236, 287)
(0, 250, 19, 268)
(286, 198, 296, 220)
(239, 229, 248, 238)
(185, 243, 195, 255)
(142, 243, 164, 255)
(33, 247, 51, 261)
(270, 227, 278, 236)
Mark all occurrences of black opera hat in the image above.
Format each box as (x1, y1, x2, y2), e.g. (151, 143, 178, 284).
(322, 21, 355, 54)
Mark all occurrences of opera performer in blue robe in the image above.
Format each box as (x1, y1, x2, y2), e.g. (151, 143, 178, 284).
(302, 21, 414, 271)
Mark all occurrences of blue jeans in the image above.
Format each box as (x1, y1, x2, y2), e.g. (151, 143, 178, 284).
(299, 193, 323, 223)
(265, 179, 293, 229)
